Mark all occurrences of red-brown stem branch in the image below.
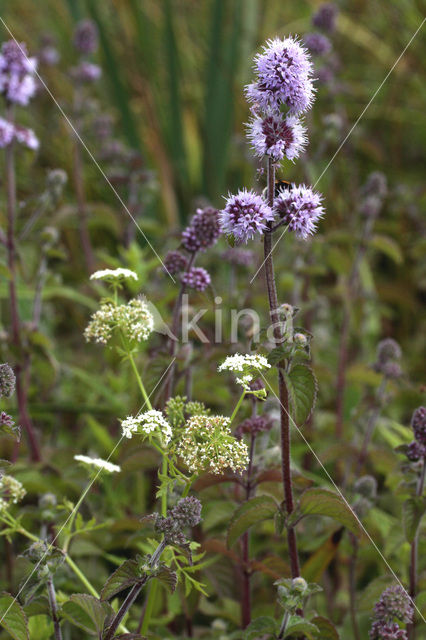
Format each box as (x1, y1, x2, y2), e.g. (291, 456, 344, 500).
(264, 159, 300, 580)
(5, 105, 41, 462)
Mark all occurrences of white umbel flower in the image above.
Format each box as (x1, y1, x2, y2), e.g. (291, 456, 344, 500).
(90, 268, 138, 282)
(74, 454, 121, 473)
(218, 353, 270, 373)
(121, 410, 172, 446)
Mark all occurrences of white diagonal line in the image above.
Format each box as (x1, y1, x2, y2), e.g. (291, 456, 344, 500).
(0, 17, 175, 283)
(259, 370, 426, 623)
(0, 358, 175, 624)
(250, 16, 425, 283)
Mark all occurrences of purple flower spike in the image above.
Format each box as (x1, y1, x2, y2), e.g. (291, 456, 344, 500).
(181, 267, 211, 292)
(220, 189, 274, 243)
(245, 36, 315, 115)
(274, 184, 324, 239)
(247, 111, 307, 162)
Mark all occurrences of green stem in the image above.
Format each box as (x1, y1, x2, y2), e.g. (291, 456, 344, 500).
(230, 391, 246, 424)
(128, 350, 152, 410)
(62, 490, 90, 553)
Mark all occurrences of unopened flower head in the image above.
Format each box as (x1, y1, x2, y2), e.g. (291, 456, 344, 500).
(0, 474, 26, 511)
(245, 37, 315, 115)
(121, 409, 172, 446)
(220, 189, 274, 243)
(73, 19, 99, 55)
(0, 363, 16, 398)
(177, 415, 249, 475)
(163, 250, 188, 275)
(412, 406, 426, 445)
(74, 454, 121, 473)
(90, 268, 138, 283)
(181, 206, 221, 253)
(247, 112, 307, 162)
(84, 298, 154, 345)
(274, 184, 324, 239)
(181, 267, 211, 292)
(0, 40, 37, 105)
(304, 32, 332, 56)
(312, 3, 339, 32)
(150, 496, 202, 546)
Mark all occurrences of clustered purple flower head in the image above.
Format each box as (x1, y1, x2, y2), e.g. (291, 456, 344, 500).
(369, 585, 414, 640)
(220, 189, 275, 243)
(0, 363, 16, 398)
(0, 40, 37, 106)
(245, 37, 315, 115)
(273, 184, 324, 239)
(247, 111, 307, 163)
(304, 32, 332, 56)
(221, 248, 254, 267)
(70, 61, 102, 83)
(181, 206, 221, 253)
(181, 267, 211, 292)
(163, 250, 188, 275)
(151, 496, 202, 546)
(0, 117, 39, 150)
(374, 338, 402, 379)
(235, 415, 272, 439)
(73, 19, 99, 55)
(312, 3, 339, 33)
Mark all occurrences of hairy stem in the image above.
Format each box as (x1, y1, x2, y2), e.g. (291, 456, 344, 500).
(5, 104, 41, 462)
(264, 159, 300, 580)
(47, 576, 63, 640)
(408, 456, 426, 640)
(105, 540, 166, 640)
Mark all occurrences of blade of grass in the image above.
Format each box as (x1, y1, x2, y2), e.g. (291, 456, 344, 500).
(85, 0, 141, 149)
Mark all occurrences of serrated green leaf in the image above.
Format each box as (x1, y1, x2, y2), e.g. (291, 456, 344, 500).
(284, 616, 318, 639)
(268, 345, 293, 366)
(403, 497, 426, 543)
(227, 496, 277, 548)
(298, 488, 361, 536)
(61, 594, 113, 636)
(156, 565, 177, 593)
(0, 593, 29, 640)
(100, 560, 141, 602)
(311, 616, 340, 639)
(283, 364, 318, 425)
(243, 616, 277, 639)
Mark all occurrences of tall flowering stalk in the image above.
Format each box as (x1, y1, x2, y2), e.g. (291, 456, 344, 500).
(69, 19, 102, 272)
(1, 40, 41, 461)
(219, 36, 324, 582)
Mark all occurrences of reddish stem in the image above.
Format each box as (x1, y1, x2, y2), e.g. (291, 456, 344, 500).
(5, 105, 41, 462)
(264, 159, 300, 580)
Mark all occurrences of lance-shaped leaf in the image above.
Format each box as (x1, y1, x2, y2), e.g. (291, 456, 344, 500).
(0, 593, 29, 640)
(283, 364, 318, 426)
(297, 488, 362, 536)
(61, 594, 113, 636)
(403, 497, 426, 543)
(227, 496, 277, 548)
(100, 559, 142, 602)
